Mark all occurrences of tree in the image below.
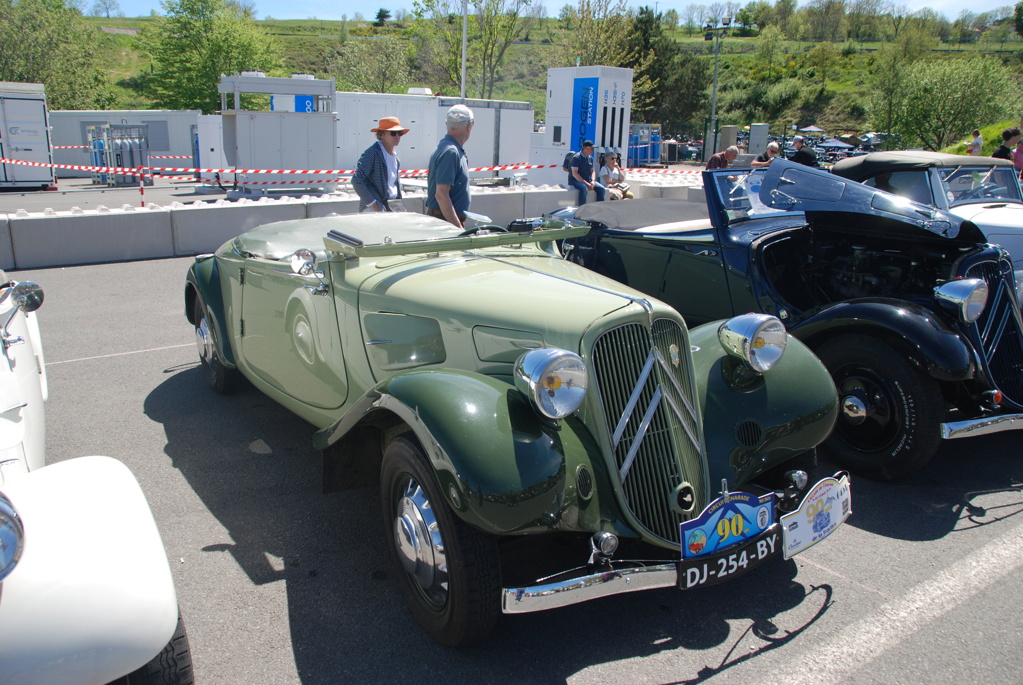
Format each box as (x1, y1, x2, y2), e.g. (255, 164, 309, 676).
(846, 0, 881, 42)
(805, 41, 839, 86)
(894, 57, 1021, 150)
(682, 4, 706, 35)
(1016, 2, 1023, 36)
(375, 7, 391, 26)
(754, 24, 785, 80)
(0, 0, 110, 109)
(804, 0, 846, 41)
(136, 0, 281, 113)
(564, 0, 635, 68)
(652, 52, 710, 132)
(91, 0, 120, 17)
(773, 0, 796, 36)
(327, 37, 411, 93)
(867, 26, 933, 141)
(411, 0, 543, 99)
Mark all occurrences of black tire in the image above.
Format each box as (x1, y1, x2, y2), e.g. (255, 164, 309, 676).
(380, 435, 501, 647)
(193, 297, 237, 394)
(815, 334, 943, 480)
(123, 612, 194, 685)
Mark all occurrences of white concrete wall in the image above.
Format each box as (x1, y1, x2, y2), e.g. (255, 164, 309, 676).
(0, 216, 13, 271)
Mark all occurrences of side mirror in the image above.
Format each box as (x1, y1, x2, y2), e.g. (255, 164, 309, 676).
(10, 282, 43, 314)
(290, 249, 318, 277)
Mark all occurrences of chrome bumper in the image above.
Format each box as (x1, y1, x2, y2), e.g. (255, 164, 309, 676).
(501, 563, 678, 614)
(941, 412, 1023, 439)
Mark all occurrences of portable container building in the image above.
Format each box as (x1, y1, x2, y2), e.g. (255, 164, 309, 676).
(0, 82, 56, 190)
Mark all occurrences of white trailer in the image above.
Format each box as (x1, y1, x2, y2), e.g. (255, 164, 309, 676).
(49, 109, 200, 178)
(335, 92, 534, 180)
(0, 82, 56, 191)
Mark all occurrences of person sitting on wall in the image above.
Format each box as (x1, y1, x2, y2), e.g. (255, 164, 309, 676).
(352, 116, 409, 212)
(568, 140, 606, 205)
(599, 150, 632, 200)
(706, 146, 738, 169)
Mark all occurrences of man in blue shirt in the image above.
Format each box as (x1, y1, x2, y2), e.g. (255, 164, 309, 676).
(426, 104, 474, 228)
(568, 141, 606, 205)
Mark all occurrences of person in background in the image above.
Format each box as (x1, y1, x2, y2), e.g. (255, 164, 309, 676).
(426, 104, 474, 228)
(352, 116, 408, 212)
(1014, 140, 1023, 177)
(568, 140, 606, 205)
(751, 141, 780, 168)
(706, 146, 738, 169)
(790, 136, 818, 166)
(990, 127, 1020, 161)
(599, 150, 632, 199)
(967, 129, 983, 156)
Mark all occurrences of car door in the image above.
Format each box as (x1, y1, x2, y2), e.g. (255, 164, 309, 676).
(239, 256, 348, 410)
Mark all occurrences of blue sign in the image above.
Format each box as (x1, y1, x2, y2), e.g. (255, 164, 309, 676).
(295, 95, 315, 113)
(571, 77, 599, 150)
(680, 491, 775, 558)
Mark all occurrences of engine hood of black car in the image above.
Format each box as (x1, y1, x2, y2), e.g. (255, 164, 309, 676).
(758, 159, 984, 242)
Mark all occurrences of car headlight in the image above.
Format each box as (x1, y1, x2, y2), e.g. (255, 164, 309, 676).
(0, 492, 24, 583)
(934, 278, 988, 323)
(718, 314, 787, 373)
(514, 348, 588, 419)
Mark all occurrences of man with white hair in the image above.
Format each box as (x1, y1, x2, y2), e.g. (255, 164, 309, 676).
(706, 146, 739, 170)
(426, 104, 474, 228)
(751, 141, 780, 168)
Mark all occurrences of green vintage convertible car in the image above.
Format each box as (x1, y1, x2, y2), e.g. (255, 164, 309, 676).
(185, 212, 850, 646)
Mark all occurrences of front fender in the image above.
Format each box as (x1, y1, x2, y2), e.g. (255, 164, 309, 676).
(791, 299, 974, 382)
(316, 369, 627, 538)
(0, 457, 178, 684)
(689, 322, 838, 488)
(185, 256, 236, 367)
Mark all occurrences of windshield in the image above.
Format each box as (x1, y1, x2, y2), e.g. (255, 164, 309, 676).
(939, 166, 1023, 206)
(710, 168, 798, 222)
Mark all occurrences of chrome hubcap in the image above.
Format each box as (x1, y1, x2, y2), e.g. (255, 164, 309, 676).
(195, 316, 213, 365)
(393, 478, 448, 604)
(841, 394, 868, 425)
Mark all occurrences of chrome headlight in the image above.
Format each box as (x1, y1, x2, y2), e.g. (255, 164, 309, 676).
(0, 492, 24, 583)
(514, 348, 587, 419)
(718, 314, 787, 373)
(934, 278, 988, 323)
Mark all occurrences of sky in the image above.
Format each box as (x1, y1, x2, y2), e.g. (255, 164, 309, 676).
(109, 0, 1010, 23)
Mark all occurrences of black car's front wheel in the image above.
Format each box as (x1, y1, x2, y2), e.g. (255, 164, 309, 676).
(815, 335, 943, 480)
(193, 298, 237, 394)
(380, 435, 501, 647)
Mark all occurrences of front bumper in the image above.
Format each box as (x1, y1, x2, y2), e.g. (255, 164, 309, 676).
(941, 412, 1023, 439)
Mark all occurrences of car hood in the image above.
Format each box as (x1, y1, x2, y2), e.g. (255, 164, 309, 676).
(758, 159, 982, 241)
(948, 201, 1023, 228)
(354, 249, 655, 353)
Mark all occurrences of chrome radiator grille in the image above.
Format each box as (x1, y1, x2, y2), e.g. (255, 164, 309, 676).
(966, 258, 1023, 406)
(590, 319, 705, 545)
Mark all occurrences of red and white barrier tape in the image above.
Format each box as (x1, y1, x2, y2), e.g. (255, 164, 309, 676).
(239, 178, 350, 186)
(53, 145, 89, 149)
(624, 168, 701, 174)
(150, 155, 192, 159)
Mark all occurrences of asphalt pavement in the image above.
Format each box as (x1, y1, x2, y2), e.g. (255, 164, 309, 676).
(15, 256, 1023, 684)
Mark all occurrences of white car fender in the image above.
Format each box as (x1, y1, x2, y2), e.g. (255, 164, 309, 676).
(0, 456, 178, 685)
(0, 303, 47, 481)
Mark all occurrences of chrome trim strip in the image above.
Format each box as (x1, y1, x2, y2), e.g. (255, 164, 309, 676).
(660, 388, 700, 452)
(610, 349, 656, 449)
(941, 413, 1023, 439)
(619, 386, 662, 481)
(501, 563, 678, 614)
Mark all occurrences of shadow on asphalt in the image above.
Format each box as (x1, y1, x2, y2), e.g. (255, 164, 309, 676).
(822, 434, 1023, 542)
(144, 365, 838, 684)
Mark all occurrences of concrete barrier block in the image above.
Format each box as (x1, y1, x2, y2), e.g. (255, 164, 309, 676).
(687, 186, 707, 203)
(305, 196, 361, 218)
(9, 207, 174, 269)
(0, 216, 13, 271)
(659, 185, 689, 199)
(171, 200, 306, 255)
(469, 191, 525, 228)
(634, 184, 663, 199)
(522, 188, 576, 217)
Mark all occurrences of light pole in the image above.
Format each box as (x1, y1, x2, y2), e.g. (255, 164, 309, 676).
(704, 18, 730, 162)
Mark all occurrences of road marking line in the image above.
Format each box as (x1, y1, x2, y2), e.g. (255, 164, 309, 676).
(47, 343, 192, 365)
(771, 521, 1023, 684)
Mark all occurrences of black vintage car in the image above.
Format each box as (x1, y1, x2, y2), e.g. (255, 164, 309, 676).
(559, 159, 1023, 480)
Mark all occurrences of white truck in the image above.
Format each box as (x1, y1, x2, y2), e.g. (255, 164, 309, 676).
(0, 82, 57, 191)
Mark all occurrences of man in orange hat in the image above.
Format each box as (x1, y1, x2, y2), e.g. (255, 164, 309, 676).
(353, 116, 409, 212)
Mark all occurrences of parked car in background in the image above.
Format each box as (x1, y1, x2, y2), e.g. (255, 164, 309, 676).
(559, 159, 1023, 480)
(831, 151, 1023, 278)
(185, 212, 850, 646)
(0, 275, 47, 486)
(0, 276, 194, 685)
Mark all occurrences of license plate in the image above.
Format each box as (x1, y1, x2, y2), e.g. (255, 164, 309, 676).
(780, 473, 852, 559)
(678, 529, 781, 589)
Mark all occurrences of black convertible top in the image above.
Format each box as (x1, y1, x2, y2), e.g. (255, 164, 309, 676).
(831, 150, 1015, 181)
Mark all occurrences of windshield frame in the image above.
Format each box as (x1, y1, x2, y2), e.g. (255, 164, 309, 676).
(938, 165, 1023, 207)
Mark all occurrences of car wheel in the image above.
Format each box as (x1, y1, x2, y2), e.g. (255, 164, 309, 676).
(123, 612, 194, 685)
(380, 435, 501, 647)
(815, 335, 943, 480)
(193, 297, 237, 394)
